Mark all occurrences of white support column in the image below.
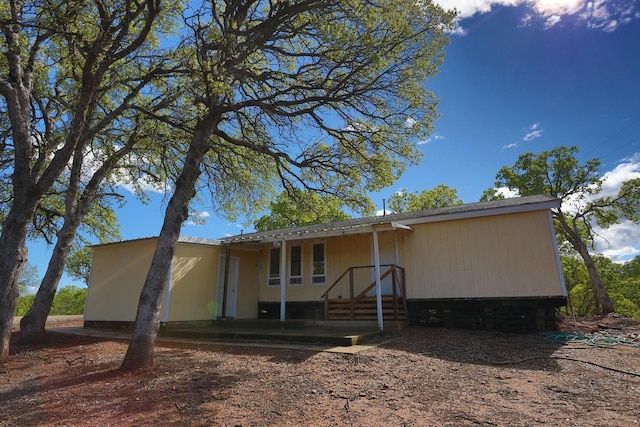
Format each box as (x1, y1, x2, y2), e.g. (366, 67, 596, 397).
(372, 229, 383, 331)
(280, 240, 287, 322)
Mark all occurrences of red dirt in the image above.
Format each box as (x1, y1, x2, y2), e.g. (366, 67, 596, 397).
(2, 314, 639, 426)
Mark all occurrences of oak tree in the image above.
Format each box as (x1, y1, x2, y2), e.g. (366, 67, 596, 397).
(0, 0, 164, 359)
(120, 0, 455, 369)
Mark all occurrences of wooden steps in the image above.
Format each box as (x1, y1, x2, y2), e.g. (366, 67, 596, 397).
(327, 296, 408, 321)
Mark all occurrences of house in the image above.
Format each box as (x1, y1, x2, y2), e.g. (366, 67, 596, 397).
(84, 195, 567, 331)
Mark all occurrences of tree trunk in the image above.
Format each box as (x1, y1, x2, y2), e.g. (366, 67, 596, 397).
(120, 125, 214, 371)
(19, 220, 81, 342)
(0, 211, 33, 361)
(575, 243, 615, 314)
(555, 213, 615, 315)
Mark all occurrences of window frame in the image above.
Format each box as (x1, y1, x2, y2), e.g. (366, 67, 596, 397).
(268, 247, 281, 287)
(289, 245, 303, 286)
(311, 242, 327, 286)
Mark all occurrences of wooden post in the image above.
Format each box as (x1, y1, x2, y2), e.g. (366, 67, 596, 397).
(349, 268, 354, 320)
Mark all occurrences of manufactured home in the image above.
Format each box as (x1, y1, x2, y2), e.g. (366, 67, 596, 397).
(84, 195, 567, 331)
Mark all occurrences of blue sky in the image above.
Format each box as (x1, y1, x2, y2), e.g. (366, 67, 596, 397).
(26, 0, 640, 289)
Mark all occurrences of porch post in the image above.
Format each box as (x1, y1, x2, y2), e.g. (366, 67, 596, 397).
(279, 240, 287, 321)
(372, 229, 383, 331)
(221, 244, 231, 319)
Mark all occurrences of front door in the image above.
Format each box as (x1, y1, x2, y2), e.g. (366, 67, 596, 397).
(216, 255, 238, 319)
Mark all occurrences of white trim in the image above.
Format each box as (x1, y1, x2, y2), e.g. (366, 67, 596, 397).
(82, 248, 96, 321)
(310, 242, 327, 286)
(372, 229, 383, 331)
(548, 211, 568, 297)
(162, 259, 174, 323)
(280, 240, 287, 321)
(267, 246, 281, 287)
(288, 244, 303, 286)
(398, 200, 560, 227)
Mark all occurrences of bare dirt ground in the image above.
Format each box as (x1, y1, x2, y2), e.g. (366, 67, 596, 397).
(2, 315, 640, 426)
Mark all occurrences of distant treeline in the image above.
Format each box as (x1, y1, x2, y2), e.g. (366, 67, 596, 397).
(15, 286, 86, 316)
(561, 255, 640, 319)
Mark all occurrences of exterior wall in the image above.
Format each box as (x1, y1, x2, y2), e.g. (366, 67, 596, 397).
(86, 205, 564, 325)
(167, 243, 222, 322)
(85, 239, 159, 322)
(257, 234, 372, 303)
(86, 239, 260, 324)
(400, 210, 564, 299)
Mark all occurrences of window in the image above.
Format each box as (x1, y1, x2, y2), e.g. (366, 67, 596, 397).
(289, 245, 303, 285)
(268, 247, 280, 287)
(311, 243, 326, 285)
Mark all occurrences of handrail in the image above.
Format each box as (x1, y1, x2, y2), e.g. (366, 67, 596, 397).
(322, 264, 407, 320)
(353, 266, 396, 302)
(320, 264, 398, 299)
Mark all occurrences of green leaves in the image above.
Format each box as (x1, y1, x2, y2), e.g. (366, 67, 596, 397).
(388, 184, 462, 213)
(253, 189, 357, 232)
(172, 0, 454, 209)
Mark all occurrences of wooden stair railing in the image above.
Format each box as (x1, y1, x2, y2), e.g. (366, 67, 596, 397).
(321, 265, 407, 321)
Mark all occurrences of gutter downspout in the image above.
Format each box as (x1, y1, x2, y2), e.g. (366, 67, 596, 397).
(372, 229, 383, 331)
(280, 240, 287, 321)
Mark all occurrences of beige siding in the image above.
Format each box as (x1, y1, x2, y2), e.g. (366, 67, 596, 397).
(257, 234, 373, 302)
(86, 239, 260, 323)
(85, 239, 158, 322)
(86, 206, 563, 323)
(168, 244, 221, 321)
(400, 210, 564, 298)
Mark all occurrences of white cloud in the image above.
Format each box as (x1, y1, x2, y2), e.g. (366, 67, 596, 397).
(435, 0, 521, 18)
(491, 186, 520, 198)
(593, 220, 640, 263)
(404, 117, 417, 128)
(564, 154, 640, 262)
(434, 0, 638, 32)
(599, 153, 640, 197)
(502, 143, 518, 149)
(531, 0, 585, 16)
(523, 122, 543, 141)
(185, 210, 211, 226)
(417, 134, 445, 145)
(523, 130, 543, 141)
(544, 15, 562, 28)
(589, 155, 640, 262)
(118, 177, 169, 195)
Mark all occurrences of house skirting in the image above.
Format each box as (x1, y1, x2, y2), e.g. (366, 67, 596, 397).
(258, 296, 566, 331)
(407, 296, 567, 331)
(258, 301, 324, 320)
